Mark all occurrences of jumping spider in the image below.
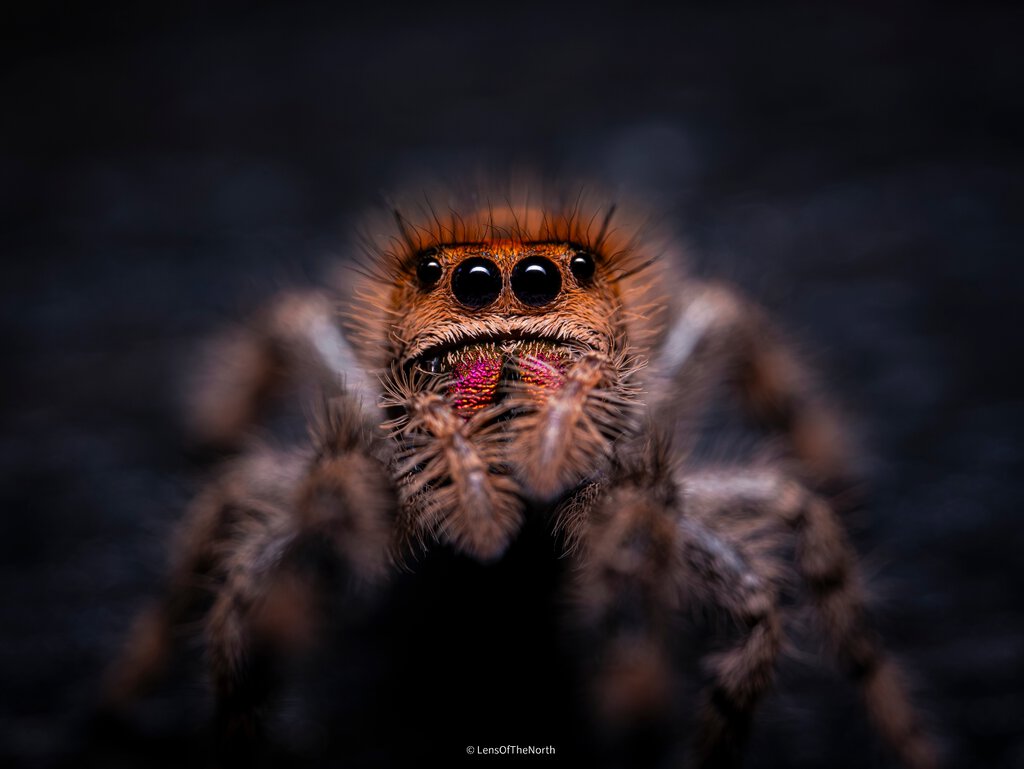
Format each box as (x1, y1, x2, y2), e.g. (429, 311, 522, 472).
(106, 182, 935, 768)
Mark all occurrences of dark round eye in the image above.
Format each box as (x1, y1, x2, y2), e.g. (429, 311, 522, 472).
(416, 254, 443, 290)
(569, 252, 596, 285)
(511, 256, 562, 307)
(451, 257, 501, 309)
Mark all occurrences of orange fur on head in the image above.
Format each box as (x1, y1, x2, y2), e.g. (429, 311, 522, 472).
(341, 176, 684, 375)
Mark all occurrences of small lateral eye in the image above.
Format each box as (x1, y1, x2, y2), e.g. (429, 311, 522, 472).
(416, 254, 443, 290)
(569, 252, 596, 285)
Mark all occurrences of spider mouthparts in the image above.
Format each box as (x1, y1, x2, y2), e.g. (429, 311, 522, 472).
(439, 340, 571, 418)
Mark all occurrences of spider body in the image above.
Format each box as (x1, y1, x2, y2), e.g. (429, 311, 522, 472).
(107, 181, 935, 768)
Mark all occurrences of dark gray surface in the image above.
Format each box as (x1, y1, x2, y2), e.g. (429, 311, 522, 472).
(3, 3, 1022, 767)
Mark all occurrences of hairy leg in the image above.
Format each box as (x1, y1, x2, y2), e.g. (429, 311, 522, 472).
(678, 518, 783, 769)
(204, 503, 302, 755)
(568, 441, 783, 769)
(187, 289, 377, 449)
(683, 468, 937, 769)
(569, 453, 681, 736)
(206, 399, 395, 758)
(648, 282, 853, 484)
(106, 398, 396, 765)
(103, 449, 309, 707)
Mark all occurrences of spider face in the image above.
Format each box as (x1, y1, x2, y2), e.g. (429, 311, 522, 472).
(390, 241, 622, 417)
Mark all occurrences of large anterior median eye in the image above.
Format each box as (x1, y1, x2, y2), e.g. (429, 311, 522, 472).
(451, 257, 501, 309)
(511, 256, 561, 307)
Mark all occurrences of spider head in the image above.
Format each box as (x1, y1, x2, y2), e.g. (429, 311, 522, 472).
(390, 240, 623, 416)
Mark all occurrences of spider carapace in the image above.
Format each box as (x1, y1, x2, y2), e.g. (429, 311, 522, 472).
(106, 181, 936, 769)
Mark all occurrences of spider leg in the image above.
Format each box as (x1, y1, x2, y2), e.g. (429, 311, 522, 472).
(207, 398, 395, 758)
(648, 282, 852, 484)
(106, 398, 397, 764)
(187, 289, 376, 449)
(679, 519, 783, 769)
(568, 440, 783, 769)
(683, 469, 937, 769)
(204, 499, 304, 756)
(570, 474, 680, 733)
(102, 448, 310, 708)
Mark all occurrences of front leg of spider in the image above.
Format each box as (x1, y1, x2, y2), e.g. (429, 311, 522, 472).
(204, 398, 397, 760)
(569, 440, 784, 769)
(105, 396, 398, 767)
(649, 282, 855, 487)
(681, 469, 937, 769)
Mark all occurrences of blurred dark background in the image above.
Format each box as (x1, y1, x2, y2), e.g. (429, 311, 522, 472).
(2, 2, 1022, 768)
